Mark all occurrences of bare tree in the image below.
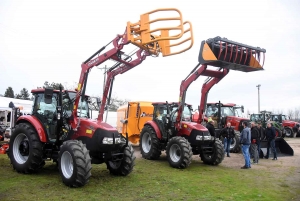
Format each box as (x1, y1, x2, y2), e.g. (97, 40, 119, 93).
(294, 107, 300, 122)
(287, 109, 294, 120)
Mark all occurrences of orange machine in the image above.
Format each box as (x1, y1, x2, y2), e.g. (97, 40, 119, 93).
(117, 102, 154, 145)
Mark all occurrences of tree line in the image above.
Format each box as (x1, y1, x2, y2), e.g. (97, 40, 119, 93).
(1, 81, 129, 112)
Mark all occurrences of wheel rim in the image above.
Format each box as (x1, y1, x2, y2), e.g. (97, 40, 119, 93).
(285, 128, 292, 137)
(230, 138, 236, 149)
(142, 132, 151, 153)
(169, 144, 181, 163)
(108, 160, 122, 169)
(13, 133, 29, 164)
(61, 151, 73, 179)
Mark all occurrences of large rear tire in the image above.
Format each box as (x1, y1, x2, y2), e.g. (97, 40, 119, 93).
(58, 140, 92, 187)
(140, 125, 161, 160)
(284, 127, 293, 138)
(106, 144, 136, 176)
(231, 134, 241, 153)
(8, 123, 44, 173)
(200, 140, 224, 165)
(166, 136, 192, 169)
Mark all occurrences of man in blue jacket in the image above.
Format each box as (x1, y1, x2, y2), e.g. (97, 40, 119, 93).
(265, 123, 277, 160)
(240, 121, 251, 169)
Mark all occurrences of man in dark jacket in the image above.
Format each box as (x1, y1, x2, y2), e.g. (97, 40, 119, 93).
(265, 123, 277, 160)
(206, 120, 216, 137)
(250, 122, 259, 164)
(240, 121, 251, 169)
(220, 122, 235, 157)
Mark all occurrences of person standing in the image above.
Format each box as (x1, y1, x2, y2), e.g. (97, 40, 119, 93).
(206, 119, 216, 137)
(250, 122, 259, 164)
(240, 121, 251, 169)
(265, 123, 277, 160)
(220, 122, 235, 157)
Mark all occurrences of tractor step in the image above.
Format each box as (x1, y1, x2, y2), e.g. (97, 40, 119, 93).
(198, 36, 266, 72)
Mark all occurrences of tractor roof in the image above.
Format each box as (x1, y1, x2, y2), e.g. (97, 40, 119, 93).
(207, 102, 237, 107)
(31, 88, 90, 97)
(152, 102, 192, 106)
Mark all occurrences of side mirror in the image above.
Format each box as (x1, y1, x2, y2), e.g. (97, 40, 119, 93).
(44, 87, 53, 104)
(241, 105, 244, 113)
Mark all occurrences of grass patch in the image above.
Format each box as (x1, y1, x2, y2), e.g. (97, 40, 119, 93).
(0, 155, 299, 201)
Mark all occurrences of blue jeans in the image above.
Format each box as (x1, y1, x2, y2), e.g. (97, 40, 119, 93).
(242, 144, 251, 167)
(266, 139, 277, 159)
(224, 138, 232, 156)
(256, 141, 261, 156)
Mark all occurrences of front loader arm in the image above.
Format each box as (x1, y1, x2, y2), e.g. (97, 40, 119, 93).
(176, 36, 266, 130)
(70, 8, 194, 130)
(98, 49, 150, 122)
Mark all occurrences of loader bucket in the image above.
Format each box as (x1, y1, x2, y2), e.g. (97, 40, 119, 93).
(259, 138, 294, 158)
(198, 36, 266, 72)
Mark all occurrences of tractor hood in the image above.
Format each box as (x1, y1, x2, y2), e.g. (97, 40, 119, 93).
(282, 120, 298, 127)
(226, 116, 248, 122)
(181, 121, 207, 131)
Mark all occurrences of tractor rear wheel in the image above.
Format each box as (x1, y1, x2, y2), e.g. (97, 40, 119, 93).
(231, 134, 241, 153)
(200, 139, 224, 165)
(106, 144, 136, 176)
(284, 127, 293, 138)
(58, 140, 92, 187)
(140, 125, 161, 160)
(166, 136, 192, 169)
(9, 123, 44, 173)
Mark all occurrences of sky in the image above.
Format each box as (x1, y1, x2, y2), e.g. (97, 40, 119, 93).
(0, 0, 300, 115)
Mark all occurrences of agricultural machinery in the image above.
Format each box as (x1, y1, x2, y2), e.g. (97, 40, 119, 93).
(269, 114, 299, 138)
(119, 36, 266, 169)
(193, 102, 248, 153)
(250, 111, 294, 156)
(6, 8, 194, 187)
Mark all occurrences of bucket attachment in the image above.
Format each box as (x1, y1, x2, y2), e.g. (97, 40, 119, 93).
(198, 36, 266, 72)
(127, 8, 194, 56)
(259, 138, 294, 158)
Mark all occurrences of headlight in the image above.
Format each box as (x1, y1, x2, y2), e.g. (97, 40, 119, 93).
(196, 135, 212, 141)
(102, 137, 121, 144)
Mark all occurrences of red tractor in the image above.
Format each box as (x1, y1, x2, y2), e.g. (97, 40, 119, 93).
(269, 114, 299, 138)
(135, 36, 266, 168)
(198, 102, 249, 153)
(6, 8, 193, 187)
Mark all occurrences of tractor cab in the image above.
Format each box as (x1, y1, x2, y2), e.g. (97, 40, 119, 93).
(30, 88, 90, 142)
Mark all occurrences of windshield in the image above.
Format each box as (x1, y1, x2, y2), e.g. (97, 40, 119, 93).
(250, 114, 262, 122)
(67, 92, 90, 118)
(168, 105, 192, 122)
(281, 115, 287, 120)
(271, 115, 280, 122)
(205, 105, 235, 117)
(233, 107, 243, 117)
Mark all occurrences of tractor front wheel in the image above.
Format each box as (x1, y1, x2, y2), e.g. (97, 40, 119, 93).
(58, 140, 92, 187)
(140, 125, 161, 160)
(200, 139, 224, 165)
(9, 123, 44, 173)
(166, 136, 192, 169)
(106, 144, 136, 176)
(284, 127, 293, 138)
(231, 134, 241, 153)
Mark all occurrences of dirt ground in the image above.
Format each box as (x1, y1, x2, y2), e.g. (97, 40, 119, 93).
(132, 138, 300, 184)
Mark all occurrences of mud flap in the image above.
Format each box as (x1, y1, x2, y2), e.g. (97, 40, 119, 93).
(259, 138, 294, 158)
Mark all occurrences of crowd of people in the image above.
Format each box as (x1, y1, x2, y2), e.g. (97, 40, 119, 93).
(206, 119, 278, 169)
